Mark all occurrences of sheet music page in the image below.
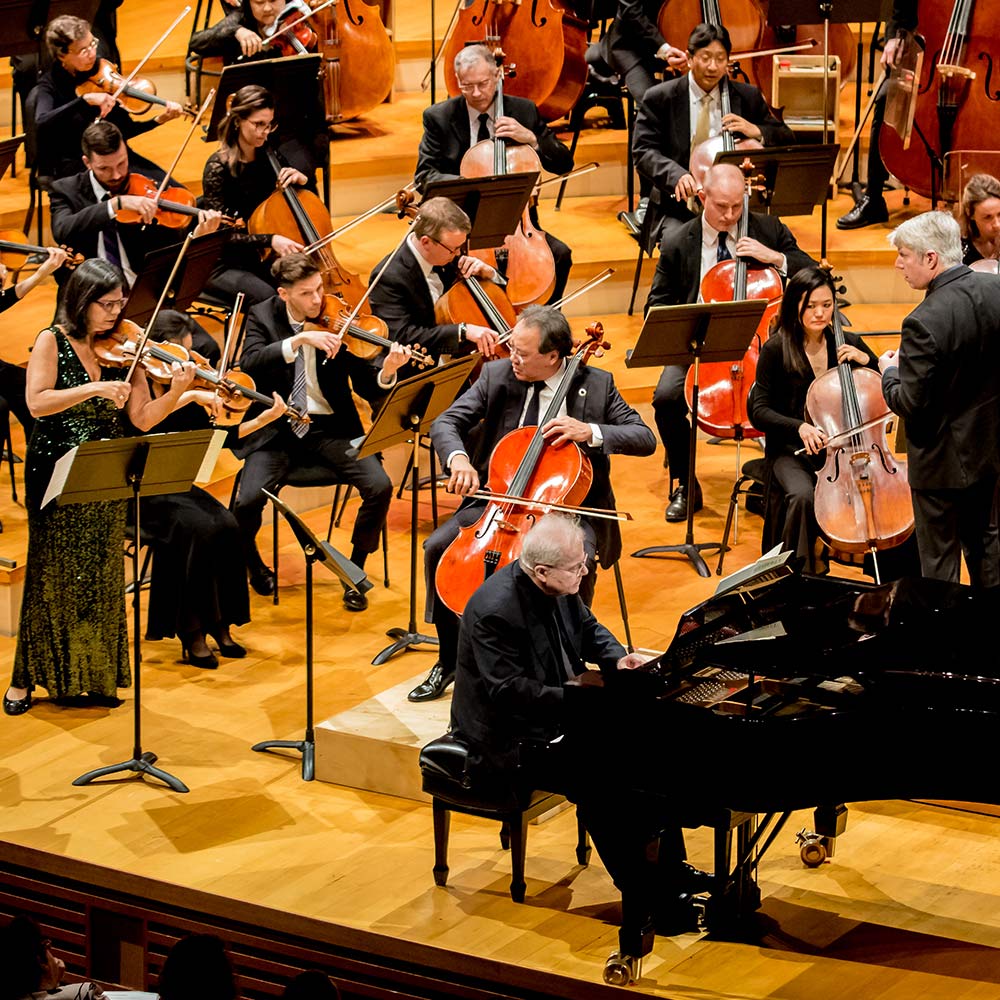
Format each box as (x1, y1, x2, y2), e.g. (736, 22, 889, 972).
(714, 545, 793, 598)
(193, 429, 228, 485)
(41, 445, 79, 509)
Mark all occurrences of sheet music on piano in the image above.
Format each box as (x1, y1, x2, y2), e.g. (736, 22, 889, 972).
(714, 545, 794, 599)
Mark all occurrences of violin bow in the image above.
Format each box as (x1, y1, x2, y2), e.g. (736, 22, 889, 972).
(154, 89, 216, 204)
(102, 6, 192, 119)
(536, 161, 599, 191)
(548, 268, 614, 312)
(309, 182, 417, 248)
(218, 291, 246, 376)
(793, 410, 899, 456)
(466, 490, 632, 523)
(260, 0, 336, 49)
(421, 0, 463, 91)
(124, 234, 194, 383)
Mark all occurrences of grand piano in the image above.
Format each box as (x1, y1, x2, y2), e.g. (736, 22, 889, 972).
(562, 558, 1000, 981)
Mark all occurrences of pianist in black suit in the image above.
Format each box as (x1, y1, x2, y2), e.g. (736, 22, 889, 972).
(748, 267, 879, 572)
(414, 44, 575, 304)
(881, 211, 1000, 588)
(646, 162, 816, 523)
(451, 514, 705, 956)
(632, 22, 794, 248)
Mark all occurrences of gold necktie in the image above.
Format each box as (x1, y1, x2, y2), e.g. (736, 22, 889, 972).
(691, 93, 711, 154)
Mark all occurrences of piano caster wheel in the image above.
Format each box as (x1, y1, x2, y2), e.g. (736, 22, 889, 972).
(604, 951, 642, 986)
(796, 828, 828, 868)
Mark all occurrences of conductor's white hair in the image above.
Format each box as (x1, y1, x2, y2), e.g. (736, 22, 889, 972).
(454, 44, 494, 75)
(519, 514, 583, 572)
(889, 210, 963, 267)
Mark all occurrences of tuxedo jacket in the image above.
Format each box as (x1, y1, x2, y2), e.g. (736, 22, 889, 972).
(646, 212, 817, 308)
(414, 94, 575, 192)
(449, 560, 624, 770)
(236, 294, 388, 455)
(430, 359, 656, 565)
(49, 170, 184, 271)
(882, 266, 1000, 490)
(633, 75, 795, 220)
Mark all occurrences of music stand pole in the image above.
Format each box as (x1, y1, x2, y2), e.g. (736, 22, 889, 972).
(252, 490, 370, 781)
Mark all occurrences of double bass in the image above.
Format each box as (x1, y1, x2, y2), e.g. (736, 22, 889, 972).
(879, 1, 999, 201)
(805, 306, 914, 561)
(434, 324, 609, 616)
(440, 0, 588, 121)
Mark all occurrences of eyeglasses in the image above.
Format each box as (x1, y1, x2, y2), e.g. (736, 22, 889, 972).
(457, 78, 494, 94)
(71, 37, 99, 55)
(95, 297, 128, 313)
(245, 118, 278, 133)
(428, 235, 465, 256)
(539, 560, 588, 576)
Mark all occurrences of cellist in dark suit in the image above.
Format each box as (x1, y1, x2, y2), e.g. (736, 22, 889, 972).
(233, 254, 410, 608)
(880, 211, 1000, 588)
(632, 22, 794, 248)
(406, 305, 656, 703)
(414, 44, 575, 303)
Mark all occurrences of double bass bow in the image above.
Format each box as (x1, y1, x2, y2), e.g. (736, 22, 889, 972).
(434, 324, 615, 616)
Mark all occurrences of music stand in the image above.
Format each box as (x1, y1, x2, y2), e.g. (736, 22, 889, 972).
(421, 174, 538, 250)
(0, 136, 23, 181)
(715, 145, 839, 217)
(0, 1, 100, 57)
(124, 231, 231, 325)
(252, 490, 371, 781)
(51, 429, 217, 793)
(628, 300, 766, 577)
(364, 356, 480, 665)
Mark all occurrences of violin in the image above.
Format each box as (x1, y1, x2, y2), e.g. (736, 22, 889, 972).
(76, 59, 194, 118)
(114, 172, 243, 229)
(434, 323, 609, 616)
(306, 293, 434, 368)
(261, 1, 320, 56)
(460, 56, 557, 312)
(804, 306, 914, 559)
(684, 158, 781, 440)
(440, 0, 588, 122)
(0, 233, 82, 272)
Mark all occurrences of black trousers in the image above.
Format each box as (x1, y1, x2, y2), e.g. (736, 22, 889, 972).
(652, 363, 691, 485)
(233, 422, 391, 568)
(767, 453, 821, 572)
(423, 503, 597, 675)
(911, 475, 1000, 589)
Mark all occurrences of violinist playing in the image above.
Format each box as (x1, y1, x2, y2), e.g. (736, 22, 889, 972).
(368, 197, 504, 371)
(646, 162, 815, 523)
(632, 23, 794, 248)
(49, 121, 222, 290)
(190, 0, 298, 63)
(747, 267, 879, 574)
(233, 254, 410, 607)
(414, 44, 576, 304)
(406, 305, 656, 703)
(29, 14, 184, 182)
(957, 173, 1000, 266)
(201, 85, 319, 304)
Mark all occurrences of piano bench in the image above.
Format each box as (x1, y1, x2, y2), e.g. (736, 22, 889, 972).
(419, 734, 590, 904)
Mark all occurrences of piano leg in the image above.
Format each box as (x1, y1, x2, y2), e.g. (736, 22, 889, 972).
(797, 803, 849, 867)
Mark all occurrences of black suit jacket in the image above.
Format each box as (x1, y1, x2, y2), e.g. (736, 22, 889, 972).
(597, 0, 667, 77)
(633, 75, 795, 221)
(430, 359, 656, 565)
(49, 170, 185, 271)
(646, 212, 817, 308)
(236, 295, 388, 456)
(882, 266, 1000, 490)
(414, 94, 575, 192)
(450, 560, 624, 771)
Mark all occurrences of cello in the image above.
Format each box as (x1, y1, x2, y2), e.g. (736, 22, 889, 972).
(804, 305, 914, 566)
(683, 159, 782, 441)
(440, 0, 588, 121)
(434, 324, 610, 616)
(879, 1, 999, 202)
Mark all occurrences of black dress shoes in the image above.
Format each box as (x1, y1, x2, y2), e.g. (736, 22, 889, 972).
(249, 564, 276, 596)
(211, 633, 247, 658)
(836, 195, 889, 230)
(677, 862, 714, 895)
(342, 587, 369, 612)
(407, 662, 455, 703)
(654, 895, 702, 936)
(182, 645, 219, 670)
(665, 482, 703, 522)
(3, 689, 31, 716)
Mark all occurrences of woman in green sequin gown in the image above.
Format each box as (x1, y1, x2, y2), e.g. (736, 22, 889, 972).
(4, 260, 198, 714)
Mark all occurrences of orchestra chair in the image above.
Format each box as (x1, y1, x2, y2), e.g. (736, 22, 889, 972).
(419, 732, 591, 904)
(22, 88, 49, 245)
(184, 0, 225, 107)
(230, 462, 390, 606)
(625, 186, 662, 315)
(715, 457, 767, 576)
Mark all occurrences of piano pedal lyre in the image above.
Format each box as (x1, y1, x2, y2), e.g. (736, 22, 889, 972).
(604, 951, 642, 986)
(795, 828, 829, 868)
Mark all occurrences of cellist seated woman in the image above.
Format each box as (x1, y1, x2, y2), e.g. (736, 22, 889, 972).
(747, 267, 879, 574)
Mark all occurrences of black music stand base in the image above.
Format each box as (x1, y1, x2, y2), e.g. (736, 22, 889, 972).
(631, 540, 721, 578)
(252, 737, 315, 782)
(73, 749, 188, 793)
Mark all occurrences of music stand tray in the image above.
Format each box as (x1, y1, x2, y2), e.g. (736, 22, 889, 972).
(627, 300, 766, 577)
(356, 356, 480, 665)
(253, 489, 370, 781)
(421, 174, 538, 250)
(715, 145, 839, 218)
(55, 430, 217, 793)
(0, 135, 24, 181)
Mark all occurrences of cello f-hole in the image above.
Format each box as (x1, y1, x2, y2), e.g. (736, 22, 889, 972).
(872, 443, 899, 474)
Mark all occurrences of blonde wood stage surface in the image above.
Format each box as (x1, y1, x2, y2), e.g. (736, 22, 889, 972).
(4, 6, 1000, 998)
